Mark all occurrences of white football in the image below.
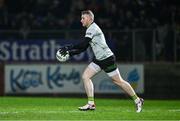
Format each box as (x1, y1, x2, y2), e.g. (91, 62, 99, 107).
(56, 49, 70, 62)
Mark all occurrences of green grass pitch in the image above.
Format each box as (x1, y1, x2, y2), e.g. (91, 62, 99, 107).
(0, 97, 180, 120)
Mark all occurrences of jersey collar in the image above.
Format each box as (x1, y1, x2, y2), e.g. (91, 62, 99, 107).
(87, 22, 94, 28)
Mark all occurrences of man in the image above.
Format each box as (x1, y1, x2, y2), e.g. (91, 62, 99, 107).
(59, 10, 144, 113)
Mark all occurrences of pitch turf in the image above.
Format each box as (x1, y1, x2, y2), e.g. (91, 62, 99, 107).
(0, 97, 180, 120)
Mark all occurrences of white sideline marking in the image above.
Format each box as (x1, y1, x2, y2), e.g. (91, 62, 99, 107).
(0, 111, 19, 115)
(168, 109, 180, 112)
(0, 110, 81, 115)
(2, 109, 180, 115)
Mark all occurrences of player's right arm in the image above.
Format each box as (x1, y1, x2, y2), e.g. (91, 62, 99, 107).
(59, 26, 95, 57)
(59, 37, 91, 56)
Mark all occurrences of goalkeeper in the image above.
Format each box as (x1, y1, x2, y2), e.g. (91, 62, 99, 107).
(58, 10, 144, 113)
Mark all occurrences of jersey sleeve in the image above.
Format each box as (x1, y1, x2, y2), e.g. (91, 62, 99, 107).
(67, 37, 91, 56)
(85, 28, 96, 39)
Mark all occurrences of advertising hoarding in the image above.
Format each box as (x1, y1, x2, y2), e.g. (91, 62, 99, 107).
(5, 64, 144, 94)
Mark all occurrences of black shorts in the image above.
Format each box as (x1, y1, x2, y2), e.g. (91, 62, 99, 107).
(93, 55, 117, 73)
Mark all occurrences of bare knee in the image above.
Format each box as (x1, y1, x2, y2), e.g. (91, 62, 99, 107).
(112, 78, 125, 85)
(110, 74, 124, 84)
(82, 73, 90, 81)
(81, 65, 98, 82)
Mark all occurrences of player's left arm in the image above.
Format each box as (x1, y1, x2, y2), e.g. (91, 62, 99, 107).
(60, 37, 91, 56)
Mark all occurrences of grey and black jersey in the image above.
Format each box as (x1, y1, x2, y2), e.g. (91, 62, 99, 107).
(85, 22, 113, 60)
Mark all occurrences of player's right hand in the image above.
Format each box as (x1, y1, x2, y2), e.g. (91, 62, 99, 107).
(59, 46, 68, 56)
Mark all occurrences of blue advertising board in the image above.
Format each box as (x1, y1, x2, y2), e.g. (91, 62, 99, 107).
(5, 64, 144, 94)
(0, 39, 116, 62)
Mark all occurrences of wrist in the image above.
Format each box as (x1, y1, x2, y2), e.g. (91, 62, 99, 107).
(66, 45, 74, 50)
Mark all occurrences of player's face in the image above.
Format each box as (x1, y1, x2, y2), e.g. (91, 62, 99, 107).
(81, 14, 91, 27)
